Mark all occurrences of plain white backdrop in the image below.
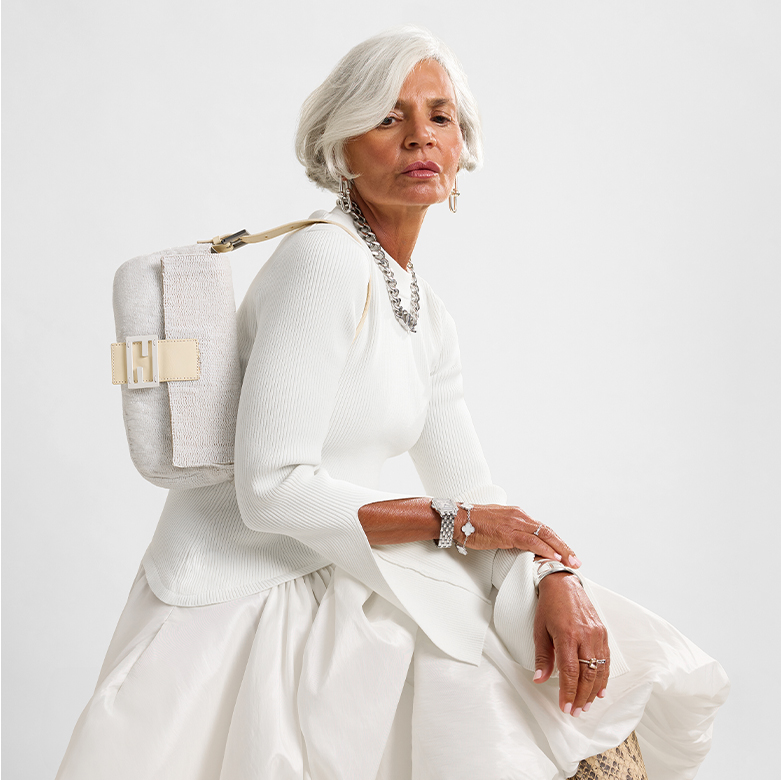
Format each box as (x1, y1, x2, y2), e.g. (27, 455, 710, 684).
(3, 1, 779, 777)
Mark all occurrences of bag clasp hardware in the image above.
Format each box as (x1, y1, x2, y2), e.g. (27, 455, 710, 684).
(126, 335, 160, 389)
(198, 229, 250, 254)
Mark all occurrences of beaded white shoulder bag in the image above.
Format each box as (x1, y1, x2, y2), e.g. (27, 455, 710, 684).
(109, 220, 370, 489)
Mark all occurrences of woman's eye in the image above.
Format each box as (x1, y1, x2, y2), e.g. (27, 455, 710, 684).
(378, 116, 396, 127)
(433, 115, 453, 125)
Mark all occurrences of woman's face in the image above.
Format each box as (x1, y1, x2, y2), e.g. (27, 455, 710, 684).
(345, 59, 462, 213)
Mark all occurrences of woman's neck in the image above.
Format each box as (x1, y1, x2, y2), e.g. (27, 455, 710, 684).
(349, 191, 428, 270)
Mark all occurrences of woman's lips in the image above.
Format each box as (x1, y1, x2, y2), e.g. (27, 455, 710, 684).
(404, 169, 438, 178)
(401, 161, 441, 178)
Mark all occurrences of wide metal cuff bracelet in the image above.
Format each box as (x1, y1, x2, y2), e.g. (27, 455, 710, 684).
(533, 558, 583, 595)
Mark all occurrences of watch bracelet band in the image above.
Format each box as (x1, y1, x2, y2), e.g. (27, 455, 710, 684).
(436, 514, 455, 548)
(430, 498, 458, 548)
(533, 558, 583, 595)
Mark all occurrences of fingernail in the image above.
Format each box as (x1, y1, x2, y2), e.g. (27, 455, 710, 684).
(597, 688, 607, 698)
(569, 555, 582, 568)
(572, 707, 582, 718)
(533, 669, 543, 681)
(583, 702, 591, 713)
(563, 702, 572, 715)
(554, 553, 562, 561)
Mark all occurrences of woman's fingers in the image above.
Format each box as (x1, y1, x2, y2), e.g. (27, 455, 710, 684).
(556, 643, 582, 715)
(586, 656, 611, 708)
(532, 621, 556, 685)
(571, 654, 606, 713)
(467, 505, 580, 566)
(557, 646, 611, 716)
(512, 515, 581, 567)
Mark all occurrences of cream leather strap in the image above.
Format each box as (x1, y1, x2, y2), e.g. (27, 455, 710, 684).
(111, 337, 199, 388)
(199, 218, 362, 253)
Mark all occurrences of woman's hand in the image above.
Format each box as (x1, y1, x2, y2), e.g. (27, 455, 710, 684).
(533, 572, 610, 716)
(359, 499, 580, 567)
(454, 504, 581, 568)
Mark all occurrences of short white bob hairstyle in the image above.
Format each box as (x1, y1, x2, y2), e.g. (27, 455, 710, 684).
(295, 26, 483, 193)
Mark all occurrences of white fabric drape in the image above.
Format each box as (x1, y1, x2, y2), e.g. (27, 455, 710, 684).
(57, 565, 729, 780)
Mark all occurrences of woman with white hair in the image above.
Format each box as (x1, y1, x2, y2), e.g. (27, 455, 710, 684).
(57, 26, 728, 780)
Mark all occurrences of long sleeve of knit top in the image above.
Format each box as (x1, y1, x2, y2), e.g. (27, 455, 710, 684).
(141, 207, 629, 670)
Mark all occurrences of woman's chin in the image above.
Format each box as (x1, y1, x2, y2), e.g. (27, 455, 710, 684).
(390, 187, 450, 210)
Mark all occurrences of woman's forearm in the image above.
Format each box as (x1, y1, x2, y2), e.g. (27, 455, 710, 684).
(358, 498, 579, 566)
(358, 498, 443, 545)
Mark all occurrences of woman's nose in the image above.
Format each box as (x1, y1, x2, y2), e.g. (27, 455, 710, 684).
(404, 118, 435, 148)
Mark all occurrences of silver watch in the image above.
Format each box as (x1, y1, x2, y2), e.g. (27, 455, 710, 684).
(431, 498, 459, 548)
(533, 558, 583, 595)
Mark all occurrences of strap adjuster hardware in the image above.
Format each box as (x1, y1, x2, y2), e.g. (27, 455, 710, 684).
(198, 229, 250, 253)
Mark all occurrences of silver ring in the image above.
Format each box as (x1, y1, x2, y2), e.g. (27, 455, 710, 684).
(578, 658, 607, 671)
(533, 523, 542, 537)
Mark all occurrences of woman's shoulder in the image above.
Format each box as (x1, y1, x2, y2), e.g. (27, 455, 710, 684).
(242, 208, 370, 308)
(271, 208, 368, 276)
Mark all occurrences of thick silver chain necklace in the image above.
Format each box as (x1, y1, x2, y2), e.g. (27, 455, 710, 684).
(346, 202, 420, 333)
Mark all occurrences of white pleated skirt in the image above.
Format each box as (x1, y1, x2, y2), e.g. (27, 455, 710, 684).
(56, 564, 728, 780)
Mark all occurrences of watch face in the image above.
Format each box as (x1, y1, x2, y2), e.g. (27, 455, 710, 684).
(431, 498, 458, 515)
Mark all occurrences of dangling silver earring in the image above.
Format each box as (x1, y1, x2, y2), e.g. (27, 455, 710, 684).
(449, 177, 460, 213)
(338, 178, 353, 213)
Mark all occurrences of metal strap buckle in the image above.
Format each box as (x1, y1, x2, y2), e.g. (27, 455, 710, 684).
(125, 335, 159, 389)
(198, 229, 250, 253)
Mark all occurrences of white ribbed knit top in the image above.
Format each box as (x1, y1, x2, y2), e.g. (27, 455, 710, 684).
(141, 206, 629, 672)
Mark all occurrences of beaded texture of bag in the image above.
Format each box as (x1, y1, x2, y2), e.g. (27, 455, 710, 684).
(570, 731, 648, 780)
